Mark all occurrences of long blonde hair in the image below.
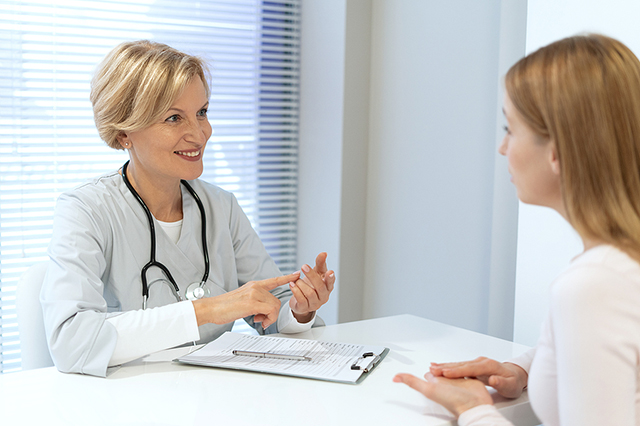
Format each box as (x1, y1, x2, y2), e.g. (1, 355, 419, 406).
(506, 34, 640, 261)
(90, 40, 210, 149)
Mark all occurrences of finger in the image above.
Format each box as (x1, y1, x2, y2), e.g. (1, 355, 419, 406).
(314, 252, 328, 275)
(430, 360, 473, 369)
(393, 373, 435, 398)
(487, 375, 521, 398)
(291, 279, 317, 305)
(300, 266, 331, 304)
(289, 281, 310, 311)
(429, 365, 444, 376)
(254, 272, 301, 291)
(324, 270, 336, 292)
(252, 300, 281, 329)
(300, 264, 316, 289)
(302, 264, 331, 296)
(430, 361, 470, 376)
(439, 358, 499, 379)
(253, 313, 267, 323)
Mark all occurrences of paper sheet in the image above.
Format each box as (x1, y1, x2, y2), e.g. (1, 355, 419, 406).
(174, 332, 388, 384)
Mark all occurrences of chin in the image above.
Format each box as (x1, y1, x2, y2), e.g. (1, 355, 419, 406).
(181, 165, 204, 181)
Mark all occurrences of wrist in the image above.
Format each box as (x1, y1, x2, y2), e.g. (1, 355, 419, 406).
(455, 399, 492, 418)
(291, 310, 314, 324)
(504, 362, 529, 390)
(192, 298, 215, 326)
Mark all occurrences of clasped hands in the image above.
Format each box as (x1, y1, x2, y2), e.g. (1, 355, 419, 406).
(393, 357, 528, 418)
(192, 252, 334, 329)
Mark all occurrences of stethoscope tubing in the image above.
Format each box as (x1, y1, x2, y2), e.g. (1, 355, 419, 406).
(121, 160, 210, 308)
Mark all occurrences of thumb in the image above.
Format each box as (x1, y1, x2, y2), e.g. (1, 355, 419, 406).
(394, 373, 434, 397)
(315, 252, 328, 273)
(489, 375, 500, 388)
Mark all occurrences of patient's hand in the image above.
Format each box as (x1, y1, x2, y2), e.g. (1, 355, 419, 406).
(393, 372, 492, 417)
(429, 357, 528, 399)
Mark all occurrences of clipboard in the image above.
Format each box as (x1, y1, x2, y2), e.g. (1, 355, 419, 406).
(174, 332, 389, 384)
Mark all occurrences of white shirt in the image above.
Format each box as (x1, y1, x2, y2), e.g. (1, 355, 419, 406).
(459, 245, 640, 426)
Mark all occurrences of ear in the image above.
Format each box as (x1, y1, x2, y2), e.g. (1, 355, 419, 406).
(548, 141, 561, 176)
(116, 132, 131, 150)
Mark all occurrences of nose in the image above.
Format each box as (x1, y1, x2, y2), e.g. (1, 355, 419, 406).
(185, 117, 212, 144)
(498, 134, 508, 156)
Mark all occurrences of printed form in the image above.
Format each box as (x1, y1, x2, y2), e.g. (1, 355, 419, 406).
(174, 332, 388, 384)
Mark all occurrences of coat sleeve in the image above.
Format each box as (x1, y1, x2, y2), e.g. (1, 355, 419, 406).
(40, 193, 118, 377)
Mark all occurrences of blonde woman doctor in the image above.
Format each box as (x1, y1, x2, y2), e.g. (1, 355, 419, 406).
(41, 40, 335, 377)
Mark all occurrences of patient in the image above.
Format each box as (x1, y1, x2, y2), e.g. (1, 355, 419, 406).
(395, 34, 640, 425)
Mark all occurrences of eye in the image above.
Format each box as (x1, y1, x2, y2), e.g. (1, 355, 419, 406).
(197, 108, 208, 117)
(165, 114, 180, 123)
(503, 125, 510, 134)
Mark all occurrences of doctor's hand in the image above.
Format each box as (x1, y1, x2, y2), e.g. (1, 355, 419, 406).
(192, 272, 300, 329)
(289, 252, 335, 323)
(393, 372, 493, 418)
(429, 357, 528, 399)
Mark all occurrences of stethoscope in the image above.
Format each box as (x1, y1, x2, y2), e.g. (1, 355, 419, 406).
(121, 160, 210, 309)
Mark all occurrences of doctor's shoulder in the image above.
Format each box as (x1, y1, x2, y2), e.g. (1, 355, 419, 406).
(53, 170, 125, 222)
(187, 178, 240, 214)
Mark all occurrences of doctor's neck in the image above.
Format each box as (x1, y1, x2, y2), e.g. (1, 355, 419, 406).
(123, 161, 184, 222)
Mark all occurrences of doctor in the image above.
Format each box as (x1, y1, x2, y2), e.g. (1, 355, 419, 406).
(41, 40, 335, 377)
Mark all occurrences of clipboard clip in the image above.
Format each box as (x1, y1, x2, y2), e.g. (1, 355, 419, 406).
(350, 352, 381, 373)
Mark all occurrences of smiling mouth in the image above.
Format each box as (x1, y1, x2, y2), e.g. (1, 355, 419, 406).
(174, 150, 201, 157)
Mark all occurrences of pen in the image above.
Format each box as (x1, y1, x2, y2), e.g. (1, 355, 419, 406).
(232, 350, 312, 362)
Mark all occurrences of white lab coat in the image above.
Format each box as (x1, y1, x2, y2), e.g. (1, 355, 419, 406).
(41, 170, 303, 376)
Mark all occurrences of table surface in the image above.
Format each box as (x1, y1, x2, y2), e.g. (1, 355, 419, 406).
(0, 314, 539, 426)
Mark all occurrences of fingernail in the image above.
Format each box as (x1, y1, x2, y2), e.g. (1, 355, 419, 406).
(328, 272, 335, 278)
(290, 282, 296, 288)
(301, 264, 311, 273)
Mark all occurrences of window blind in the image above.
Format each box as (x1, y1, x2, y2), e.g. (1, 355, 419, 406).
(0, 0, 300, 374)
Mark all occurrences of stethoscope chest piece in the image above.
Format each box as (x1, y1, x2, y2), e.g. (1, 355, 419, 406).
(185, 282, 210, 300)
(121, 160, 211, 309)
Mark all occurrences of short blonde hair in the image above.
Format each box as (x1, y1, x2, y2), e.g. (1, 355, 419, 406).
(90, 40, 210, 149)
(506, 34, 640, 260)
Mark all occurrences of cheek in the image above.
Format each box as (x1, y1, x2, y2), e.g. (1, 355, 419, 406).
(506, 145, 523, 171)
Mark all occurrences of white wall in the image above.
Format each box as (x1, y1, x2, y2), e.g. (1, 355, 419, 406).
(486, 0, 529, 339)
(514, 0, 640, 346)
(362, 0, 524, 335)
(298, 0, 529, 336)
(298, 0, 347, 325)
(298, 0, 372, 325)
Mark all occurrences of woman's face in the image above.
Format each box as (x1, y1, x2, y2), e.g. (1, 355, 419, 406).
(118, 77, 212, 185)
(499, 92, 562, 209)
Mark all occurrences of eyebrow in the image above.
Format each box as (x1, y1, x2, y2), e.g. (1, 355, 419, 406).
(166, 102, 209, 114)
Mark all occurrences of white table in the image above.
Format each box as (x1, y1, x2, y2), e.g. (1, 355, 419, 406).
(0, 314, 539, 425)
